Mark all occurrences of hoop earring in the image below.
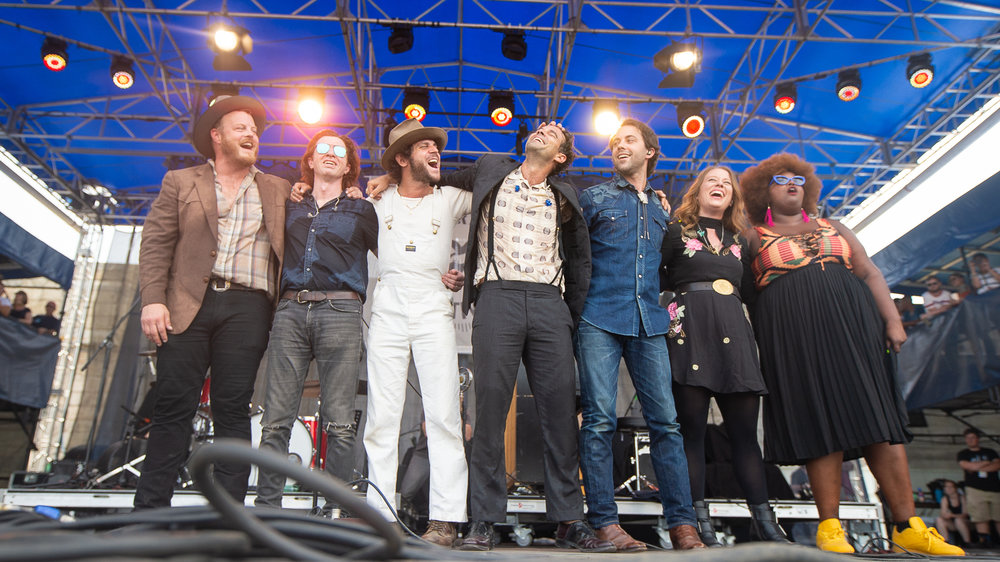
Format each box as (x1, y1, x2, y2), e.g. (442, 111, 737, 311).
(801, 208, 810, 223)
(765, 206, 775, 227)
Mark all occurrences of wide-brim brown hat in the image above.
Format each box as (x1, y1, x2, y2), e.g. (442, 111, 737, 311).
(192, 95, 267, 158)
(381, 118, 448, 170)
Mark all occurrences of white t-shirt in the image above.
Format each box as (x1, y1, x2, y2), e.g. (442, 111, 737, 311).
(370, 185, 472, 287)
(974, 267, 1000, 294)
(922, 289, 954, 315)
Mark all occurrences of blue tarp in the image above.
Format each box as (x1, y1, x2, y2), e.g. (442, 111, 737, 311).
(897, 289, 1000, 411)
(872, 169, 1000, 288)
(0, 212, 75, 289)
(0, 317, 60, 408)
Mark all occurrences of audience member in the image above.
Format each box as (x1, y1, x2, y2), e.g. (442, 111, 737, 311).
(957, 428, 1000, 548)
(9, 290, 32, 325)
(921, 277, 955, 320)
(949, 273, 972, 302)
(31, 301, 61, 336)
(970, 253, 1000, 295)
(895, 296, 924, 331)
(936, 479, 972, 546)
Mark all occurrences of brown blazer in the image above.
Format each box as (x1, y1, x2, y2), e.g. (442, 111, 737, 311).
(139, 163, 291, 335)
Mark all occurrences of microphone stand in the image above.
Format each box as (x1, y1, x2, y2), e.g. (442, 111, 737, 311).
(80, 296, 141, 470)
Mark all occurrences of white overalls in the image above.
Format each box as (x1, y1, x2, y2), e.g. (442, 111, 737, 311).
(364, 185, 472, 522)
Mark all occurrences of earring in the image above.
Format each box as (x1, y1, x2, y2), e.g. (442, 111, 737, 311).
(765, 206, 775, 227)
(801, 208, 810, 223)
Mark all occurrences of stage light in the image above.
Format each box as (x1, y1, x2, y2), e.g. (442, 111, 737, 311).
(774, 83, 796, 114)
(41, 37, 68, 72)
(836, 69, 862, 102)
(516, 121, 529, 157)
(388, 25, 414, 54)
(383, 117, 397, 148)
(653, 41, 700, 89)
(593, 100, 621, 136)
(907, 53, 934, 88)
(676, 102, 706, 138)
(110, 56, 135, 89)
(209, 84, 240, 106)
(501, 31, 527, 61)
(297, 89, 324, 125)
(488, 91, 514, 127)
(209, 23, 253, 71)
(402, 88, 429, 121)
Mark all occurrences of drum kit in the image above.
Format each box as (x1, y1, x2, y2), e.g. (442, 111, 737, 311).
(89, 351, 334, 490)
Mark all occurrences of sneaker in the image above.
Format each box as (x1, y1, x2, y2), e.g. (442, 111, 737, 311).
(892, 517, 965, 556)
(816, 518, 855, 553)
(421, 520, 457, 548)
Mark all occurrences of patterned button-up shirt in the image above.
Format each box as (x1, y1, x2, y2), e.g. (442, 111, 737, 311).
(474, 166, 563, 290)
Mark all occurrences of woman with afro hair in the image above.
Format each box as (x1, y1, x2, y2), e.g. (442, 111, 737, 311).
(740, 153, 962, 556)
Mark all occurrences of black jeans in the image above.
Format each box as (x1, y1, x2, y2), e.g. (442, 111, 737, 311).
(468, 281, 585, 523)
(133, 287, 272, 509)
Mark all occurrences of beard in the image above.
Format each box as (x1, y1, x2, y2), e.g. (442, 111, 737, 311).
(410, 159, 440, 185)
(614, 154, 646, 179)
(218, 135, 258, 166)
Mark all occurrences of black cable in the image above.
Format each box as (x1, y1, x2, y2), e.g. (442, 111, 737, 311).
(188, 439, 402, 560)
(345, 477, 421, 539)
(0, 530, 250, 561)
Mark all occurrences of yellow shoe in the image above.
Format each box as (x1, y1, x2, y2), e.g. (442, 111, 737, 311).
(816, 518, 855, 553)
(891, 517, 965, 556)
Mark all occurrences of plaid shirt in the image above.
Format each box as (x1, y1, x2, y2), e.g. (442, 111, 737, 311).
(208, 160, 275, 296)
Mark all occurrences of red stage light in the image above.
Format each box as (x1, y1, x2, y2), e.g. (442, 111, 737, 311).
(491, 106, 513, 127)
(405, 103, 427, 121)
(774, 83, 796, 114)
(681, 114, 705, 138)
(836, 70, 862, 102)
(907, 54, 934, 89)
(41, 38, 68, 72)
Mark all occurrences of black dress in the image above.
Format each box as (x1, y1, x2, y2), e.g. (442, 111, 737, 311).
(751, 221, 911, 465)
(660, 218, 766, 394)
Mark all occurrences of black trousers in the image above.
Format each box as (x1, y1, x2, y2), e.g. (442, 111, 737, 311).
(133, 288, 272, 509)
(468, 281, 585, 522)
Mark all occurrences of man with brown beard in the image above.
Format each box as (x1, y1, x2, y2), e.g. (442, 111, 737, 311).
(135, 96, 290, 509)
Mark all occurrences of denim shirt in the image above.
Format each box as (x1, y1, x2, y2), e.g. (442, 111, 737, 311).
(281, 195, 378, 302)
(579, 175, 670, 337)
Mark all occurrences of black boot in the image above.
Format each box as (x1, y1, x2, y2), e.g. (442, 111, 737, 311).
(748, 503, 790, 543)
(693, 501, 723, 547)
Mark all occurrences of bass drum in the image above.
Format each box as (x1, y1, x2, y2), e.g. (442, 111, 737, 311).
(248, 412, 315, 488)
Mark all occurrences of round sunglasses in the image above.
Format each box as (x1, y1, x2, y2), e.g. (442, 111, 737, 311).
(316, 143, 347, 158)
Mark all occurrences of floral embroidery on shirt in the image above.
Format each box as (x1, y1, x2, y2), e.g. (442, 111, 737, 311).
(679, 222, 741, 259)
(683, 237, 703, 258)
(730, 244, 741, 260)
(667, 301, 686, 338)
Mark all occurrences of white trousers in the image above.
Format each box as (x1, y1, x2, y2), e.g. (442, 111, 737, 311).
(363, 282, 468, 522)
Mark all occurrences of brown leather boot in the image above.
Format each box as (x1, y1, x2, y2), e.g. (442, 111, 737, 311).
(421, 520, 457, 547)
(595, 523, 647, 552)
(669, 524, 707, 550)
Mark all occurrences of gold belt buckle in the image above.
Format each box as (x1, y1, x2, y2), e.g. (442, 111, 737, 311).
(211, 279, 231, 292)
(296, 289, 309, 304)
(712, 279, 734, 296)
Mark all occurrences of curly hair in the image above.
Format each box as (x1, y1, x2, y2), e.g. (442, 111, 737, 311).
(551, 126, 575, 176)
(673, 166, 749, 235)
(299, 129, 361, 190)
(738, 153, 821, 225)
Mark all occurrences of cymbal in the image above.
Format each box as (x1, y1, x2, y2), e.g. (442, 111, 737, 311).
(138, 350, 157, 357)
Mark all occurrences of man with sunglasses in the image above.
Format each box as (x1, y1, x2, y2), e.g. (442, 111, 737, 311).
(254, 130, 378, 513)
(920, 276, 955, 321)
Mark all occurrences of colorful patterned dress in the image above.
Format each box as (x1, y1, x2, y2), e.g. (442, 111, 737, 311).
(661, 217, 766, 394)
(751, 218, 911, 465)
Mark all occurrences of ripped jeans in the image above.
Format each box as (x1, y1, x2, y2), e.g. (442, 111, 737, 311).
(255, 297, 363, 508)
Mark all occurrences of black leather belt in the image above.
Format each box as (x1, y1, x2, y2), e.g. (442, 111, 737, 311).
(281, 289, 360, 303)
(676, 279, 737, 296)
(209, 277, 260, 292)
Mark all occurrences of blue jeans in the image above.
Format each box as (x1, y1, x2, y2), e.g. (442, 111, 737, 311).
(255, 298, 363, 507)
(574, 319, 696, 529)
